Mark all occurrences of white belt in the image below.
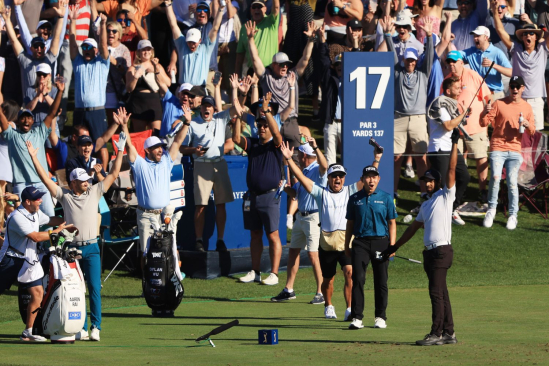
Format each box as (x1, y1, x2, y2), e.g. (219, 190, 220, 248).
(424, 243, 450, 251)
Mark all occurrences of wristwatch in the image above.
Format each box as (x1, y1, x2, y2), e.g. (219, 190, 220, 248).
(313, 146, 319, 150)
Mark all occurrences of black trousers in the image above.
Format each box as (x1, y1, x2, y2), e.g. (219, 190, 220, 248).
(423, 245, 454, 336)
(350, 237, 390, 321)
(428, 149, 470, 210)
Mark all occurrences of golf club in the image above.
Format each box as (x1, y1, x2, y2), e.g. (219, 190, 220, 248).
(195, 319, 239, 346)
(395, 255, 422, 264)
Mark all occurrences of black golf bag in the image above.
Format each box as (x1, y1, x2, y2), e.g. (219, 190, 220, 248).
(143, 230, 184, 317)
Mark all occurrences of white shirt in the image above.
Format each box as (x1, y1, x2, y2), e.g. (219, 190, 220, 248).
(428, 107, 453, 152)
(416, 185, 456, 247)
(218, 2, 240, 43)
(311, 183, 359, 232)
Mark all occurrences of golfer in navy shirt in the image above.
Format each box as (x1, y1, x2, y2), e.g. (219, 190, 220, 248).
(345, 166, 397, 330)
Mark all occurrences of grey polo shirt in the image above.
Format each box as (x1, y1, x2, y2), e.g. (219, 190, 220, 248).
(260, 67, 300, 120)
(188, 109, 231, 159)
(510, 40, 549, 99)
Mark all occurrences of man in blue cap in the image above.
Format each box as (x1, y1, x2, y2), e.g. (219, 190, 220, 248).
(0, 186, 71, 342)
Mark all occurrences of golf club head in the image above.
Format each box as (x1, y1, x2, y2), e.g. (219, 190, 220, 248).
(459, 124, 473, 142)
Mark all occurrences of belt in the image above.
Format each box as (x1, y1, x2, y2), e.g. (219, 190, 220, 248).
(358, 235, 388, 240)
(195, 157, 223, 163)
(299, 210, 318, 217)
(71, 238, 98, 247)
(250, 188, 277, 196)
(333, 118, 341, 123)
(137, 206, 163, 214)
(74, 106, 105, 112)
(425, 243, 450, 251)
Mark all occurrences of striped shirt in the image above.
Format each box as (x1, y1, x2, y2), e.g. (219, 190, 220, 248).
(65, 0, 91, 46)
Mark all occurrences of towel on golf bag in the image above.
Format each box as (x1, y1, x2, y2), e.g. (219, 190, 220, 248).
(427, 95, 460, 123)
(51, 256, 71, 280)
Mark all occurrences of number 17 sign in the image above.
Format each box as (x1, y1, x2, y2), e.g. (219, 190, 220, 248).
(342, 52, 394, 186)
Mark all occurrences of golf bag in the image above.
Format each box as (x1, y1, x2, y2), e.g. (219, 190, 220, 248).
(143, 212, 184, 317)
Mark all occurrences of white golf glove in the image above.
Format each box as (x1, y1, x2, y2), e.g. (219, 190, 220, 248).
(115, 131, 127, 151)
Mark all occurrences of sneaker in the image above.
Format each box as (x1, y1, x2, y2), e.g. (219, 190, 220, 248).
(286, 214, 293, 230)
(416, 333, 442, 346)
(20, 330, 46, 342)
(324, 305, 337, 319)
(90, 327, 100, 341)
(349, 318, 364, 329)
(195, 239, 205, 252)
(483, 209, 496, 228)
(309, 293, 325, 305)
(75, 329, 89, 340)
(261, 273, 279, 286)
(344, 307, 352, 321)
(271, 289, 296, 302)
(216, 239, 227, 252)
(452, 211, 465, 226)
(404, 164, 415, 178)
(437, 332, 458, 345)
(239, 270, 261, 283)
(374, 317, 387, 329)
(506, 215, 518, 230)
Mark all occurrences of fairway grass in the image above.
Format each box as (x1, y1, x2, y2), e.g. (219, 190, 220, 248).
(1, 284, 548, 366)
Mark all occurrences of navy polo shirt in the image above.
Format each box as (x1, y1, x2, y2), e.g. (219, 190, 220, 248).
(245, 137, 282, 193)
(346, 188, 397, 237)
(65, 155, 107, 185)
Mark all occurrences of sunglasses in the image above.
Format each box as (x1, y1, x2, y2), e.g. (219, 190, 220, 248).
(251, 4, 264, 9)
(196, 8, 209, 13)
(509, 84, 522, 90)
(183, 93, 197, 99)
(446, 59, 457, 64)
(257, 123, 268, 129)
(395, 25, 410, 30)
(36, 72, 48, 77)
(498, 4, 507, 9)
(277, 63, 290, 68)
(107, 29, 118, 34)
(32, 44, 45, 49)
(82, 44, 95, 51)
(457, 1, 471, 5)
(39, 26, 52, 31)
(522, 31, 536, 36)
(330, 173, 346, 178)
(117, 18, 131, 26)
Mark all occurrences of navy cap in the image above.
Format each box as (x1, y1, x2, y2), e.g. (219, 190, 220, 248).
(77, 135, 94, 146)
(21, 187, 46, 201)
(18, 109, 34, 119)
(31, 36, 46, 46)
(509, 75, 525, 87)
(250, 98, 280, 116)
(347, 19, 362, 29)
(202, 96, 216, 106)
(420, 168, 441, 181)
(197, 1, 210, 10)
(362, 165, 379, 176)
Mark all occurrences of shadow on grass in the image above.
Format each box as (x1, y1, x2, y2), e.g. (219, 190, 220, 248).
(196, 337, 417, 346)
(141, 322, 349, 330)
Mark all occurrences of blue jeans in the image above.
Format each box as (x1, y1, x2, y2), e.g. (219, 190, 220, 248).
(488, 151, 523, 216)
(76, 243, 102, 331)
(12, 182, 55, 217)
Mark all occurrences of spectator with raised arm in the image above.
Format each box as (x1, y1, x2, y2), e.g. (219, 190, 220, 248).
(116, 9, 149, 61)
(485, 0, 520, 58)
(377, 10, 424, 62)
(95, 0, 165, 34)
(413, 0, 445, 42)
(323, 0, 364, 44)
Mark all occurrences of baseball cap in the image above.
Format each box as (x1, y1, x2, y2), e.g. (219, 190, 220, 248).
(202, 96, 216, 106)
(272, 52, 291, 64)
(362, 165, 379, 176)
(404, 48, 419, 60)
(509, 75, 525, 87)
(298, 144, 316, 156)
(190, 85, 206, 97)
(18, 109, 34, 119)
(250, 98, 280, 116)
(327, 164, 347, 176)
(446, 50, 463, 62)
(333, 53, 343, 64)
(69, 168, 93, 182)
(82, 38, 98, 48)
(137, 39, 154, 50)
(197, 1, 210, 10)
(420, 168, 441, 181)
(186, 28, 202, 43)
(144, 136, 166, 150)
(347, 19, 362, 29)
(36, 20, 52, 31)
(36, 63, 52, 74)
(30, 36, 46, 47)
(251, 0, 266, 6)
(470, 26, 490, 38)
(77, 135, 94, 146)
(178, 83, 193, 93)
(21, 187, 46, 201)
(394, 11, 413, 27)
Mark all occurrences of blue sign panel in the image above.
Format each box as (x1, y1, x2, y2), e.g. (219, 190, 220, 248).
(342, 52, 394, 189)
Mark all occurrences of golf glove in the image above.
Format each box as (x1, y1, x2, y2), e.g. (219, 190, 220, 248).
(380, 245, 398, 261)
(451, 128, 460, 145)
(115, 131, 127, 151)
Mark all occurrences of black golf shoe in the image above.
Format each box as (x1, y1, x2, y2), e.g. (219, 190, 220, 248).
(416, 333, 442, 346)
(438, 332, 458, 345)
(271, 289, 296, 302)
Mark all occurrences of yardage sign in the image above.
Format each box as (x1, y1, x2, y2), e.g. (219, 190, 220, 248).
(342, 52, 394, 186)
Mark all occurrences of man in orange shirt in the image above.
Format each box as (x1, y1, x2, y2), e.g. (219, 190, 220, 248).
(480, 76, 535, 230)
(444, 51, 491, 205)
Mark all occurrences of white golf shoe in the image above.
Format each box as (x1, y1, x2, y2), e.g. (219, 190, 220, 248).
(75, 329, 89, 340)
(261, 273, 279, 286)
(239, 270, 261, 283)
(374, 317, 387, 328)
(90, 327, 100, 341)
(506, 215, 518, 230)
(349, 318, 364, 329)
(324, 305, 337, 319)
(483, 209, 496, 228)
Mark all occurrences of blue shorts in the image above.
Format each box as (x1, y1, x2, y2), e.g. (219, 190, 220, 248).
(0, 256, 24, 294)
(73, 109, 108, 148)
(243, 190, 280, 233)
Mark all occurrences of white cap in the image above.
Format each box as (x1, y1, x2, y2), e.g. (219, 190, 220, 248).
(470, 26, 490, 38)
(36, 20, 51, 31)
(36, 63, 52, 74)
(186, 28, 202, 44)
(144, 136, 166, 150)
(178, 83, 193, 93)
(272, 52, 291, 64)
(137, 39, 153, 50)
(400, 8, 418, 18)
(298, 144, 316, 156)
(82, 38, 98, 48)
(327, 164, 347, 176)
(404, 47, 419, 60)
(394, 11, 413, 27)
(70, 168, 93, 182)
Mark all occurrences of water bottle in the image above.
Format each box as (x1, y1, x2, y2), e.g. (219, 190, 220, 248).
(519, 112, 525, 133)
(520, 0, 525, 14)
(170, 69, 176, 84)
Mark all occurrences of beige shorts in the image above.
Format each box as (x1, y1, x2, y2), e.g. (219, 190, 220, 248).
(290, 212, 320, 252)
(458, 132, 489, 160)
(525, 97, 545, 130)
(394, 114, 429, 155)
(193, 160, 235, 206)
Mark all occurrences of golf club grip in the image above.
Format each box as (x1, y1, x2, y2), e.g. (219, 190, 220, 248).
(408, 258, 422, 264)
(195, 320, 239, 341)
